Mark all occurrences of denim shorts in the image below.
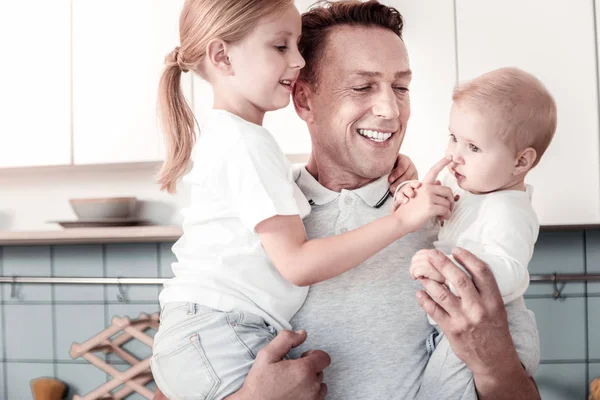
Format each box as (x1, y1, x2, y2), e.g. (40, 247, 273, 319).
(150, 302, 279, 400)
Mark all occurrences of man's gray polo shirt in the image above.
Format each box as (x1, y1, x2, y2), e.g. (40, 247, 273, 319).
(289, 166, 540, 400)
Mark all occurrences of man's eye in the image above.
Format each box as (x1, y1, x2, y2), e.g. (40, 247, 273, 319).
(394, 87, 409, 92)
(275, 45, 288, 52)
(352, 86, 371, 92)
(469, 143, 480, 152)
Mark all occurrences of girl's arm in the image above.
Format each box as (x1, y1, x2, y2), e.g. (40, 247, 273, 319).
(256, 161, 454, 287)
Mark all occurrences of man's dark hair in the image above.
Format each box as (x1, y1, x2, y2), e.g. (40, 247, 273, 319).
(299, 0, 404, 87)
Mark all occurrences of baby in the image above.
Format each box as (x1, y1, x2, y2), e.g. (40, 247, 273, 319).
(397, 67, 557, 399)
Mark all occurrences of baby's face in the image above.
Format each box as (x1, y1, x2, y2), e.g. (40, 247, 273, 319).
(445, 103, 519, 194)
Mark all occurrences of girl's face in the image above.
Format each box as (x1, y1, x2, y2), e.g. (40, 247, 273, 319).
(225, 5, 305, 120)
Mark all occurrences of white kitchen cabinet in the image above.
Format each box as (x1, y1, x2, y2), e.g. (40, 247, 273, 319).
(0, 0, 71, 168)
(456, 0, 600, 225)
(72, 0, 191, 164)
(388, 0, 457, 178)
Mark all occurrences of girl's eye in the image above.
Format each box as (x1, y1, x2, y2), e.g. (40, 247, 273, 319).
(469, 143, 480, 152)
(275, 45, 288, 52)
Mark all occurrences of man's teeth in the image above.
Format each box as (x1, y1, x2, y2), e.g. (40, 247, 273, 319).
(358, 129, 393, 142)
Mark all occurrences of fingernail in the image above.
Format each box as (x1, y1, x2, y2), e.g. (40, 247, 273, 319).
(295, 329, 306, 335)
(416, 291, 423, 299)
(452, 248, 462, 255)
(433, 251, 444, 260)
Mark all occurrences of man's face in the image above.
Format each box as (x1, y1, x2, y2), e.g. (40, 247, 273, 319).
(305, 25, 411, 180)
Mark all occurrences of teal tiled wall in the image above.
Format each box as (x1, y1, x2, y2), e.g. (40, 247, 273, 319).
(0, 243, 177, 400)
(0, 231, 598, 399)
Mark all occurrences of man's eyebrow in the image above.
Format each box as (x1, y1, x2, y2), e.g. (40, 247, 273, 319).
(347, 69, 413, 79)
(395, 70, 412, 79)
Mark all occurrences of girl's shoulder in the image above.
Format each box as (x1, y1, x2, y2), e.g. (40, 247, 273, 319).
(201, 110, 277, 150)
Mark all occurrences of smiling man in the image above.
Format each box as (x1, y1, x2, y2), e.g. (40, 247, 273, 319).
(284, 1, 540, 399)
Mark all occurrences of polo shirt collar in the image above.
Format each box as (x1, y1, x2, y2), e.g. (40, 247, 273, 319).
(295, 167, 391, 208)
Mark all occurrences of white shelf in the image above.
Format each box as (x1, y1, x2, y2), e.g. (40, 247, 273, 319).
(0, 225, 182, 246)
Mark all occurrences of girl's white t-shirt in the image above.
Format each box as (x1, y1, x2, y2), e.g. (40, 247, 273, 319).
(159, 109, 311, 331)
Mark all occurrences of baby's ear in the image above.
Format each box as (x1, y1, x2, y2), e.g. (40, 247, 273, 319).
(206, 39, 233, 75)
(514, 147, 537, 174)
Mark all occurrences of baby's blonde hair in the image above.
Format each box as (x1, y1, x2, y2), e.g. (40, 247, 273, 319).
(157, 0, 295, 193)
(452, 67, 557, 168)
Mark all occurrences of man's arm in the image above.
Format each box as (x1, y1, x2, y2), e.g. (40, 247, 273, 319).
(416, 248, 540, 400)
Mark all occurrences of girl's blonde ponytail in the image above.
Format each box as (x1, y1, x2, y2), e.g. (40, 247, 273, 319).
(157, 47, 195, 193)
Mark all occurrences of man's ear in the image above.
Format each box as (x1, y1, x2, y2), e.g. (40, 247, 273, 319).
(514, 147, 537, 174)
(293, 80, 314, 123)
(206, 39, 233, 75)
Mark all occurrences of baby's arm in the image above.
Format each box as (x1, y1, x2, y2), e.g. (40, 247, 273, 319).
(467, 198, 537, 303)
(412, 197, 537, 304)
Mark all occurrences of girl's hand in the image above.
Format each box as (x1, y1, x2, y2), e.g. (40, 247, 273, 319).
(392, 157, 454, 232)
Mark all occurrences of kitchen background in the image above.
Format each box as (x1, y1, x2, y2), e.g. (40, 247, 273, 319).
(1, 0, 599, 399)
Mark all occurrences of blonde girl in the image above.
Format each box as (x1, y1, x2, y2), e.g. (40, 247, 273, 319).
(150, 0, 454, 398)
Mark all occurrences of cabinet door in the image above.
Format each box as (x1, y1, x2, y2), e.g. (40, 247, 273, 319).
(73, 0, 191, 164)
(0, 0, 71, 168)
(388, 0, 457, 178)
(456, 0, 600, 225)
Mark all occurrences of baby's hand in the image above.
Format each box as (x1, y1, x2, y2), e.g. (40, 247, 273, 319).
(410, 249, 446, 284)
(392, 181, 421, 211)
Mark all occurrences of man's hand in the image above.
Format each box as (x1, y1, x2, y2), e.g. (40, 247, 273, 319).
(389, 154, 418, 195)
(231, 330, 330, 400)
(415, 248, 540, 400)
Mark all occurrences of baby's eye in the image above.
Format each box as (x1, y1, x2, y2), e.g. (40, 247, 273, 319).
(449, 134, 457, 143)
(469, 143, 480, 152)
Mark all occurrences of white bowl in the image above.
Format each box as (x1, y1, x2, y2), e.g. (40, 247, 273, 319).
(69, 197, 137, 219)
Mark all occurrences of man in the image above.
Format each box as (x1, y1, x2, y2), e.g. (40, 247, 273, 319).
(155, 1, 540, 399)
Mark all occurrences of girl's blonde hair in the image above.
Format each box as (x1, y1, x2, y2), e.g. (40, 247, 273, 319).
(157, 0, 294, 193)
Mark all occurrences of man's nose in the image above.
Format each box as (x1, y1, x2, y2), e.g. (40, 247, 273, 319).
(372, 88, 400, 119)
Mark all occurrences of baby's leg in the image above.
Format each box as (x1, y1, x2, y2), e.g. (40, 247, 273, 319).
(151, 303, 278, 400)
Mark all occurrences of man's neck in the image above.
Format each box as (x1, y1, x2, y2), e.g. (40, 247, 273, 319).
(305, 156, 377, 192)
